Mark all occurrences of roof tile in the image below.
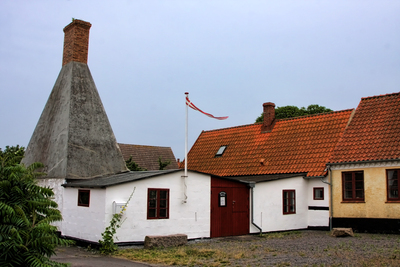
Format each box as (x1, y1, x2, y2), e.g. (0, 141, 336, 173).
(329, 92, 400, 163)
(185, 109, 353, 177)
(118, 143, 179, 170)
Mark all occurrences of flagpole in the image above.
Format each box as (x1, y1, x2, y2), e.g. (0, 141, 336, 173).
(185, 92, 188, 178)
(183, 92, 188, 203)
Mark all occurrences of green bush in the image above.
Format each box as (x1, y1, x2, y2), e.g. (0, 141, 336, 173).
(0, 162, 74, 267)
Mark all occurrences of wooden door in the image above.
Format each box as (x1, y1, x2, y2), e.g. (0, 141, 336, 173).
(211, 177, 249, 238)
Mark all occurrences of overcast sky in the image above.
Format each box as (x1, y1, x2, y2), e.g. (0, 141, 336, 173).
(1, 0, 399, 161)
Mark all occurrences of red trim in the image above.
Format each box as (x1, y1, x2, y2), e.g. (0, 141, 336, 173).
(147, 188, 169, 219)
(342, 171, 364, 202)
(283, 190, 296, 214)
(387, 169, 400, 201)
(313, 187, 324, 200)
(78, 189, 90, 207)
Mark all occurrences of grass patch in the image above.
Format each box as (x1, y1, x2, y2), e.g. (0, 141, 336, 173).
(116, 245, 243, 266)
(261, 230, 302, 239)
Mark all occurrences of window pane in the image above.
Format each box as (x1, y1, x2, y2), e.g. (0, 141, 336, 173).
(314, 188, 323, 199)
(389, 189, 398, 198)
(149, 199, 156, 208)
(345, 182, 353, 190)
(388, 170, 399, 199)
(148, 189, 169, 219)
(344, 173, 353, 182)
(149, 190, 157, 198)
(355, 181, 364, 190)
(148, 209, 156, 218)
(344, 190, 353, 199)
(355, 172, 363, 180)
(290, 192, 295, 212)
(283, 190, 295, 214)
(160, 199, 167, 208)
(343, 171, 364, 201)
(159, 209, 167, 218)
(160, 190, 168, 199)
(78, 190, 90, 206)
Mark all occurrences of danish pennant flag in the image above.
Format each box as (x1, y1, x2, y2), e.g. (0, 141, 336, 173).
(185, 94, 228, 120)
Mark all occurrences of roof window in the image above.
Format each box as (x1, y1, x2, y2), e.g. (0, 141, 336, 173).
(215, 145, 227, 157)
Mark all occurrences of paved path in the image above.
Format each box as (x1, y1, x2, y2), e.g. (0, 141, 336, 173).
(52, 246, 153, 267)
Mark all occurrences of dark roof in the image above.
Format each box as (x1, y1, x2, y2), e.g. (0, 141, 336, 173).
(329, 92, 400, 164)
(62, 169, 181, 188)
(225, 173, 308, 183)
(118, 143, 179, 170)
(183, 109, 353, 177)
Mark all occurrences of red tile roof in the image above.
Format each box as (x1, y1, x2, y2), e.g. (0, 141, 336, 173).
(118, 143, 179, 170)
(329, 92, 400, 163)
(185, 109, 354, 177)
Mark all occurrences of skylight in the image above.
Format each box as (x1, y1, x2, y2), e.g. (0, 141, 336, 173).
(215, 145, 227, 157)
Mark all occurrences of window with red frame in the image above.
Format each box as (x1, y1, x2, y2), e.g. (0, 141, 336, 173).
(342, 171, 364, 201)
(313, 187, 324, 200)
(387, 169, 400, 201)
(283, 190, 296, 214)
(78, 189, 90, 207)
(147, 188, 169, 219)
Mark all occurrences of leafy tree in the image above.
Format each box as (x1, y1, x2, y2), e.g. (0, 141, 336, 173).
(0, 145, 25, 167)
(255, 104, 333, 122)
(0, 161, 74, 266)
(158, 157, 171, 170)
(125, 156, 147, 171)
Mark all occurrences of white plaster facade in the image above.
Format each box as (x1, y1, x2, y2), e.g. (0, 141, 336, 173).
(61, 170, 211, 243)
(250, 176, 329, 234)
(37, 178, 66, 230)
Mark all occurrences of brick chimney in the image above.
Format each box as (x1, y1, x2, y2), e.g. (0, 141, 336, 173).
(62, 19, 92, 66)
(261, 102, 275, 132)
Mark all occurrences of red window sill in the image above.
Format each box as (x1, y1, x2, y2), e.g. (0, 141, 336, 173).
(386, 200, 400, 203)
(341, 200, 365, 203)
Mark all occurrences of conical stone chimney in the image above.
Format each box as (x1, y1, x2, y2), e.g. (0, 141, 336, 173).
(22, 19, 128, 179)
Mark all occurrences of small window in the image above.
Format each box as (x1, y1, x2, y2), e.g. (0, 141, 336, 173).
(283, 190, 296, 214)
(342, 171, 364, 202)
(148, 188, 169, 219)
(78, 189, 90, 207)
(215, 145, 227, 157)
(219, 191, 227, 207)
(387, 169, 400, 201)
(313, 187, 324, 200)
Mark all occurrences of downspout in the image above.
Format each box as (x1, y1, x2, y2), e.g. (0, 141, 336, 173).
(248, 182, 262, 235)
(321, 166, 333, 231)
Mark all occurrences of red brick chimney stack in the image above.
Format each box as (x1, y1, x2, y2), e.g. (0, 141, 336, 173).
(262, 102, 276, 132)
(62, 19, 92, 66)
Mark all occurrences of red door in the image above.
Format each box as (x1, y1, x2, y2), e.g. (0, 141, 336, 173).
(211, 177, 249, 238)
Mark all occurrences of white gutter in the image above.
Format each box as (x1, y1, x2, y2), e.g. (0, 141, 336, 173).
(321, 167, 333, 231)
(248, 182, 262, 235)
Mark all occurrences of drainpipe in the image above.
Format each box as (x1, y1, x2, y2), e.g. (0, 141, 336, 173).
(321, 167, 333, 231)
(248, 182, 262, 235)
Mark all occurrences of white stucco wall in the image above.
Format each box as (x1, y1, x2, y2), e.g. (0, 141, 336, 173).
(106, 171, 211, 243)
(60, 170, 211, 243)
(62, 187, 106, 242)
(307, 178, 330, 227)
(250, 176, 329, 234)
(37, 178, 65, 230)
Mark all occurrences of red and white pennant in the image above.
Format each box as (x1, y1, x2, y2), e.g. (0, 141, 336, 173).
(185, 95, 228, 120)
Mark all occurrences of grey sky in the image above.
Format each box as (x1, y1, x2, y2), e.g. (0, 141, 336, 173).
(1, 0, 399, 161)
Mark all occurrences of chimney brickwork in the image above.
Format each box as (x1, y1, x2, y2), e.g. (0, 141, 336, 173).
(62, 19, 92, 66)
(262, 102, 276, 132)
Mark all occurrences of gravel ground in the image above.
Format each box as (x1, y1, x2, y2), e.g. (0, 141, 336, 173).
(177, 230, 400, 266)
